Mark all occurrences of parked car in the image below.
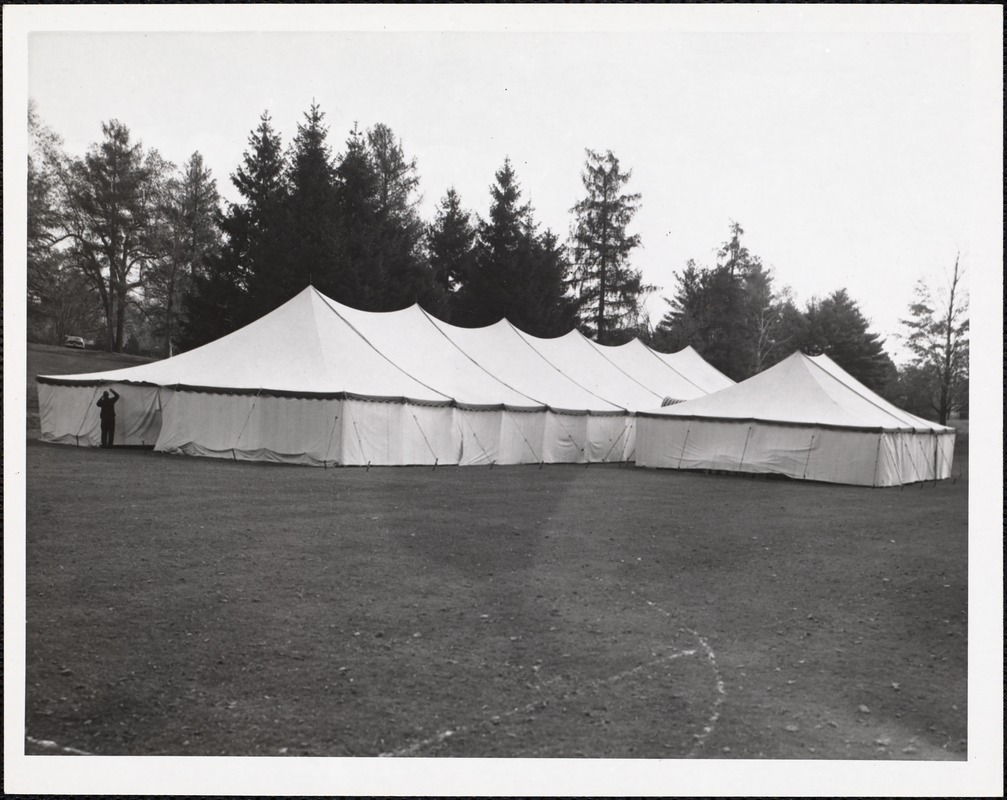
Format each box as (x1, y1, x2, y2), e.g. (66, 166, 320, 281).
(63, 335, 85, 349)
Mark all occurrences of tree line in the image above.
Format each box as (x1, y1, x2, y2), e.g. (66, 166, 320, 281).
(26, 101, 968, 423)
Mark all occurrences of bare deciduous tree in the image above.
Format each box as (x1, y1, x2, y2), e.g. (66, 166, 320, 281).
(901, 252, 969, 425)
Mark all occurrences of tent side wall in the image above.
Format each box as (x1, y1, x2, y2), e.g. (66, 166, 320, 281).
(877, 429, 956, 485)
(147, 389, 638, 467)
(156, 391, 346, 466)
(40, 380, 642, 466)
(38, 382, 164, 448)
(635, 416, 955, 486)
(156, 393, 453, 467)
(587, 413, 636, 463)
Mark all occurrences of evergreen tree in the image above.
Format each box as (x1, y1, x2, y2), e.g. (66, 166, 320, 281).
(763, 293, 808, 369)
(655, 222, 786, 379)
(454, 159, 575, 335)
(181, 113, 286, 349)
(332, 124, 382, 309)
(427, 188, 477, 321)
(366, 123, 436, 310)
(899, 253, 969, 424)
(145, 152, 221, 356)
(570, 149, 646, 343)
(656, 260, 751, 378)
(800, 289, 895, 392)
(269, 102, 340, 308)
(518, 227, 579, 337)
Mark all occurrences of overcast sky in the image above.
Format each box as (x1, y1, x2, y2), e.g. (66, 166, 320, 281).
(16, 7, 1000, 360)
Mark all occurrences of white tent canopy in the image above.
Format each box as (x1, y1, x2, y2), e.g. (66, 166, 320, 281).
(651, 345, 738, 396)
(37, 287, 734, 467)
(635, 351, 955, 486)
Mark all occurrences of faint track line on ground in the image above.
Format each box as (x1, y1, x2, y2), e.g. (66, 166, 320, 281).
(379, 646, 698, 757)
(631, 590, 727, 755)
(25, 734, 94, 756)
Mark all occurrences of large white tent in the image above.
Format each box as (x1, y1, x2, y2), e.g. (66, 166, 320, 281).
(37, 287, 733, 467)
(635, 351, 955, 486)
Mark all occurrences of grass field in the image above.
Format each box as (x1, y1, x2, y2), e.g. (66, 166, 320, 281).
(22, 344, 969, 759)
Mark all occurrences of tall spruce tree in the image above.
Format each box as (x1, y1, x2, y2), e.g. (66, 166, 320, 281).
(454, 159, 575, 335)
(657, 226, 894, 386)
(146, 152, 221, 356)
(519, 227, 578, 337)
(798, 290, 893, 392)
(366, 123, 436, 310)
(332, 124, 382, 309)
(181, 112, 286, 349)
(427, 187, 477, 321)
(570, 149, 646, 343)
(269, 103, 340, 307)
(656, 222, 786, 379)
(658, 260, 753, 379)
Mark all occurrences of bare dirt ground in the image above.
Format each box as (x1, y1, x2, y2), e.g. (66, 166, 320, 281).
(22, 343, 968, 759)
(23, 448, 967, 759)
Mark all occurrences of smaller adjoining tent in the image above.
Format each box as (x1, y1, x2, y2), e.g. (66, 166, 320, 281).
(635, 351, 955, 486)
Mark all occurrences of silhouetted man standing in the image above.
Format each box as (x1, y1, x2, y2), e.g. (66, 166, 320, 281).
(96, 388, 120, 448)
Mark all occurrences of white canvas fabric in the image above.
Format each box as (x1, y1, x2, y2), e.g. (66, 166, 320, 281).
(425, 316, 624, 413)
(514, 330, 664, 411)
(323, 299, 541, 410)
(37, 287, 730, 466)
(635, 351, 955, 486)
(582, 338, 724, 404)
(652, 345, 736, 395)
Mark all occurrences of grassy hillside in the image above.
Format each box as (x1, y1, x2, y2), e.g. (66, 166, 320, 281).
(26, 343, 157, 437)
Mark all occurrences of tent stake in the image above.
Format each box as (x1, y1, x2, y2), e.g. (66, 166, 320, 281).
(432, 458, 438, 472)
